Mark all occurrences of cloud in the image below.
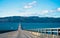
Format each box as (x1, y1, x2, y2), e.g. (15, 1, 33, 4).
(18, 12, 34, 16)
(49, 10, 55, 12)
(24, 1, 37, 9)
(57, 8, 60, 11)
(39, 10, 49, 15)
(37, 8, 60, 15)
(42, 10, 49, 13)
(24, 5, 32, 9)
(39, 8, 60, 15)
(28, 1, 37, 5)
(17, 7, 60, 17)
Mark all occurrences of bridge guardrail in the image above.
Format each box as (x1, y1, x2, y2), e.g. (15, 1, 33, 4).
(27, 28, 60, 38)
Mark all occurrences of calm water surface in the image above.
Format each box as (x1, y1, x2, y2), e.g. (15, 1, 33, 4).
(0, 22, 19, 31)
(0, 22, 60, 35)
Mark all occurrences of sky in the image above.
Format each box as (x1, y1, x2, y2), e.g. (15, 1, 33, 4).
(0, 0, 60, 17)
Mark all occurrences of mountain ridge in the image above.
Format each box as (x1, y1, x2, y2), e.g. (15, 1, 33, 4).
(0, 16, 60, 23)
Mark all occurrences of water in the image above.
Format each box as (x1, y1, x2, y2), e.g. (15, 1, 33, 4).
(21, 23, 60, 30)
(21, 23, 60, 35)
(0, 22, 60, 35)
(0, 22, 19, 31)
(0, 22, 60, 31)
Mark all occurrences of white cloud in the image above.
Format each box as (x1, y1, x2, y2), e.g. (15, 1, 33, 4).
(57, 8, 60, 11)
(24, 5, 32, 9)
(42, 10, 49, 13)
(18, 7, 60, 18)
(20, 7, 60, 17)
(28, 1, 37, 5)
(39, 8, 60, 15)
(40, 10, 49, 15)
(49, 10, 55, 12)
(24, 1, 37, 9)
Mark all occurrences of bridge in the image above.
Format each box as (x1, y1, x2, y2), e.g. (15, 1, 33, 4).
(0, 25, 60, 38)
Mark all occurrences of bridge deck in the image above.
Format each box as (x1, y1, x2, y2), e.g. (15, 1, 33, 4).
(0, 26, 60, 38)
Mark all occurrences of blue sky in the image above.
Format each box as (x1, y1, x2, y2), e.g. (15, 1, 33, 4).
(0, 0, 60, 17)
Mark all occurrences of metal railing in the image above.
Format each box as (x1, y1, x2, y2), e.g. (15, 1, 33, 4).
(27, 28, 60, 38)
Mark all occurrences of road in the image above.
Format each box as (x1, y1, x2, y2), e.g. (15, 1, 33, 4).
(0, 26, 39, 38)
(0, 26, 60, 38)
(17, 26, 39, 38)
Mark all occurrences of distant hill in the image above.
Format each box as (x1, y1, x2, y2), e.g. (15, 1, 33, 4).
(0, 16, 60, 23)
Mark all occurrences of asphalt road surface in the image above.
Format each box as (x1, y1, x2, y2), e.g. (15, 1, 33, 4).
(0, 26, 38, 38)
